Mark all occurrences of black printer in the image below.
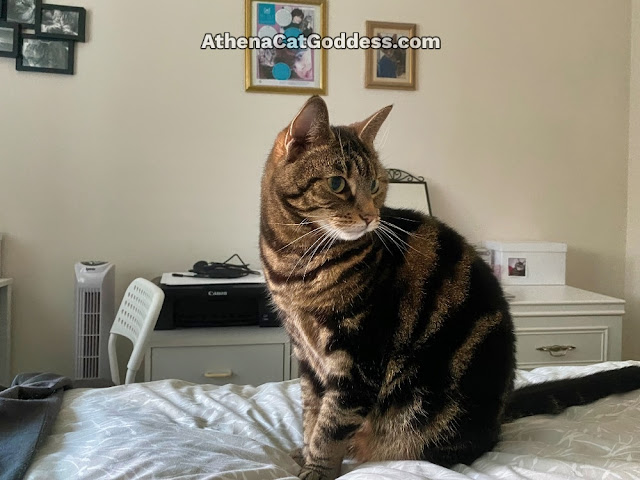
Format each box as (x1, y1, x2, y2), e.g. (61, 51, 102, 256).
(153, 273, 279, 329)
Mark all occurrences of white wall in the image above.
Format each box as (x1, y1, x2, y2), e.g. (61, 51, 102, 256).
(627, 0, 640, 361)
(0, 0, 634, 377)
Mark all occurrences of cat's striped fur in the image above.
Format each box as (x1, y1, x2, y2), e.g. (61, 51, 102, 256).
(259, 96, 640, 480)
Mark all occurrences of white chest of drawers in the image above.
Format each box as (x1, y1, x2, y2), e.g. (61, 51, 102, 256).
(144, 286, 624, 385)
(506, 285, 624, 369)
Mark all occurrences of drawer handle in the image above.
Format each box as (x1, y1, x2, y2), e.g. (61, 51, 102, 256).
(536, 345, 576, 357)
(204, 370, 233, 379)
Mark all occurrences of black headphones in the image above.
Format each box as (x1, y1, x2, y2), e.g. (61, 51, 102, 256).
(189, 254, 260, 279)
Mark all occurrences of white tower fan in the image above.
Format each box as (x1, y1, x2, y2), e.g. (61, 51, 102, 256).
(74, 261, 115, 380)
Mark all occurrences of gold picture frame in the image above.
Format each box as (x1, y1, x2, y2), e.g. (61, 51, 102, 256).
(245, 0, 327, 95)
(365, 21, 416, 90)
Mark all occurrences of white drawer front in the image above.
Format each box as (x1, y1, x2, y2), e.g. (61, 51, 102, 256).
(151, 344, 285, 386)
(515, 326, 607, 368)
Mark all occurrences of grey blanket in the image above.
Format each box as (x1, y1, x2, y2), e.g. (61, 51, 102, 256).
(0, 373, 72, 480)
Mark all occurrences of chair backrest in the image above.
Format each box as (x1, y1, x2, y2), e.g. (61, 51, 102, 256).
(108, 278, 165, 385)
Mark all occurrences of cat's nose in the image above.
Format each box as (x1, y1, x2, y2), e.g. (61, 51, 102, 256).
(360, 214, 376, 225)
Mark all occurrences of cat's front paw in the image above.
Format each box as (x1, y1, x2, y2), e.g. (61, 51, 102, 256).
(298, 467, 327, 480)
(298, 464, 336, 480)
(290, 447, 305, 467)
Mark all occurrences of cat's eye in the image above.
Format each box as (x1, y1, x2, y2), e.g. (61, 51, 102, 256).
(371, 179, 380, 194)
(328, 176, 346, 193)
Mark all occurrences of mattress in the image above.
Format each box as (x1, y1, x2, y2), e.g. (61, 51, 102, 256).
(26, 361, 640, 479)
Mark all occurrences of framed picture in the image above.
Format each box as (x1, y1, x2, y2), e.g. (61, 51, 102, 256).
(384, 168, 431, 216)
(36, 3, 86, 42)
(508, 257, 527, 277)
(5, 0, 36, 27)
(0, 20, 18, 57)
(365, 21, 416, 90)
(245, 0, 327, 94)
(16, 33, 74, 74)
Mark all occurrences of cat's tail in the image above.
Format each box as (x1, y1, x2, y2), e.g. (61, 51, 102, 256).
(503, 365, 640, 422)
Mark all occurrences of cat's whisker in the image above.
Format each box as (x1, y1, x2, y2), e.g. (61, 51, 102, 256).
(384, 215, 422, 223)
(380, 219, 427, 239)
(320, 230, 340, 262)
(378, 225, 411, 255)
(296, 218, 311, 232)
(378, 224, 409, 250)
(302, 230, 335, 279)
(374, 230, 393, 256)
(379, 224, 426, 258)
(286, 229, 330, 282)
(277, 226, 324, 252)
(377, 226, 406, 258)
(271, 221, 313, 226)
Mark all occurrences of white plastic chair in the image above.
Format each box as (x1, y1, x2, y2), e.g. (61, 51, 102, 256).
(108, 278, 165, 385)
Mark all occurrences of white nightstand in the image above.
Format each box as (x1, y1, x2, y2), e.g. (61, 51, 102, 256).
(144, 327, 293, 386)
(507, 285, 624, 369)
(0, 278, 13, 386)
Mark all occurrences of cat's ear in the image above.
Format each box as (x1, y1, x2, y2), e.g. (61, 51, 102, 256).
(285, 95, 333, 156)
(350, 105, 393, 145)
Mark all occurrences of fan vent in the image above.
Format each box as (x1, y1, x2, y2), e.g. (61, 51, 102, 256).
(76, 287, 101, 379)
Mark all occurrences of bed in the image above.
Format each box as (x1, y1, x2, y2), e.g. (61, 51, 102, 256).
(24, 360, 640, 480)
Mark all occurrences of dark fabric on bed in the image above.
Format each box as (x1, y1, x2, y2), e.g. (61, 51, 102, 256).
(0, 373, 72, 480)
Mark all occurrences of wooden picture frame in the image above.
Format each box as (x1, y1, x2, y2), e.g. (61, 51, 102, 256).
(16, 33, 74, 74)
(365, 21, 416, 90)
(245, 0, 327, 95)
(35, 2, 86, 42)
(0, 20, 19, 57)
(5, 0, 36, 27)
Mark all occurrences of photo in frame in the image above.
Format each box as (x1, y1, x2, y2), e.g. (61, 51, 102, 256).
(384, 168, 431, 216)
(5, 0, 36, 27)
(0, 20, 19, 57)
(36, 2, 85, 42)
(245, 0, 326, 94)
(508, 257, 527, 277)
(16, 33, 74, 74)
(365, 21, 416, 90)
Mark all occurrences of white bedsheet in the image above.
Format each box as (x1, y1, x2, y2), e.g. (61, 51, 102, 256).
(26, 361, 640, 480)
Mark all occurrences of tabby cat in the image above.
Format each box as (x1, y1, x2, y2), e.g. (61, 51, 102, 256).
(259, 96, 640, 480)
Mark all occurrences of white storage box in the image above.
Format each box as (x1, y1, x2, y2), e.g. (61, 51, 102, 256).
(483, 241, 567, 285)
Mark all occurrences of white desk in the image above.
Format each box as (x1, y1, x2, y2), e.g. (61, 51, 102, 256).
(0, 278, 13, 386)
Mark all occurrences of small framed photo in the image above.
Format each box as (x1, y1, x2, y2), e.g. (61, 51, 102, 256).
(245, 0, 327, 95)
(16, 33, 74, 74)
(0, 20, 19, 57)
(365, 21, 416, 90)
(36, 3, 86, 42)
(5, 0, 36, 27)
(508, 257, 527, 277)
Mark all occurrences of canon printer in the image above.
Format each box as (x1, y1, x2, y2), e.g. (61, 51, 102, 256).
(154, 271, 279, 329)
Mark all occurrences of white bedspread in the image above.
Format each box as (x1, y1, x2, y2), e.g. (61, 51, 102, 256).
(26, 361, 640, 480)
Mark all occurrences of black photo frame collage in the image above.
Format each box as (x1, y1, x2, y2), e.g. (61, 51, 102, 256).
(0, 0, 86, 75)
